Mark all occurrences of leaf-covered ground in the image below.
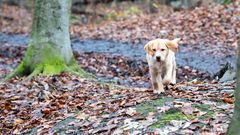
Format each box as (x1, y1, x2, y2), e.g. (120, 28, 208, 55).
(0, 73, 235, 134)
(0, 45, 235, 134)
(0, 2, 238, 134)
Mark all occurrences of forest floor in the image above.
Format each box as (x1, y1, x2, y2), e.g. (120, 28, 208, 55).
(0, 2, 239, 134)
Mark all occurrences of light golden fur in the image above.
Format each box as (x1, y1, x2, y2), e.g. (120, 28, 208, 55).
(144, 38, 180, 94)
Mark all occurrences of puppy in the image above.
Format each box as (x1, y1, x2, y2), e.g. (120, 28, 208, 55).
(144, 38, 180, 94)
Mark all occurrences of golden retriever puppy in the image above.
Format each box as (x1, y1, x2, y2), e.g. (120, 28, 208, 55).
(144, 38, 180, 94)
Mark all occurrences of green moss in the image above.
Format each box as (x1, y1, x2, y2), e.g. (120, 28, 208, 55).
(136, 97, 173, 116)
(223, 0, 232, 4)
(192, 104, 214, 120)
(193, 104, 211, 111)
(105, 12, 118, 21)
(71, 15, 78, 23)
(4, 62, 27, 80)
(123, 6, 140, 16)
(5, 43, 92, 80)
(67, 58, 96, 79)
(151, 108, 189, 128)
(150, 103, 215, 129)
(42, 64, 64, 75)
(24, 43, 66, 76)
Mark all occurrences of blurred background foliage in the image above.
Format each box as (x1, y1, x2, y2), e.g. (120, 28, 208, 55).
(0, 0, 233, 25)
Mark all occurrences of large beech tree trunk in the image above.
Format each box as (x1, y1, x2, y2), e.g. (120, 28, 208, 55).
(6, 0, 87, 79)
(227, 41, 240, 135)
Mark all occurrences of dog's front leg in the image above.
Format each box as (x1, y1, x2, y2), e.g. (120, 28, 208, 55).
(150, 68, 164, 94)
(150, 69, 158, 91)
(156, 73, 164, 94)
(163, 64, 174, 85)
(171, 62, 176, 84)
(150, 69, 164, 94)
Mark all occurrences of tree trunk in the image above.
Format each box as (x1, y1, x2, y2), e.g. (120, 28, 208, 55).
(226, 40, 240, 135)
(6, 0, 88, 79)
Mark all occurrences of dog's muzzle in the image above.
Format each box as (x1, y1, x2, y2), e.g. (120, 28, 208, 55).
(156, 56, 161, 62)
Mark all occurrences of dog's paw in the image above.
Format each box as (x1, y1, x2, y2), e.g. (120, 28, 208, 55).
(153, 89, 164, 94)
(170, 80, 176, 85)
(163, 79, 171, 85)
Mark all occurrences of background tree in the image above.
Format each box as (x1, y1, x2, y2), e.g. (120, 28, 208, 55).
(6, 0, 87, 79)
(227, 41, 240, 135)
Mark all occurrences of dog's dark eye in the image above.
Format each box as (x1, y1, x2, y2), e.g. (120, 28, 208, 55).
(161, 49, 165, 51)
(152, 49, 156, 51)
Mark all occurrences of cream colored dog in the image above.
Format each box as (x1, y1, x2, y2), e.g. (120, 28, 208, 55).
(144, 38, 180, 94)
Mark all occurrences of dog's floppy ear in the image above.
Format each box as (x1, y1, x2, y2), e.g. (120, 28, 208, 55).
(144, 41, 154, 56)
(166, 38, 181, 52)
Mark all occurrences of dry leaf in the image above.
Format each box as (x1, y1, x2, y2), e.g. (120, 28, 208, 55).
(15, 118, 24, 125)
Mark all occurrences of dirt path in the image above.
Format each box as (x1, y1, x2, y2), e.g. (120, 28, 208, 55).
(0, 33, 237, 76)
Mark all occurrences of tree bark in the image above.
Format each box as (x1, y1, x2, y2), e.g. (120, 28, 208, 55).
(226, 40, 240, 135)
(6, 0, 88, 79)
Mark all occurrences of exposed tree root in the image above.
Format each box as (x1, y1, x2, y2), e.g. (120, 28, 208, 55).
(4, 63, 27, 81)
(65, 64, 96, 79)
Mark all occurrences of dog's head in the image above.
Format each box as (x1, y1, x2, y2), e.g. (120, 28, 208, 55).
(144, 38, 180, 62)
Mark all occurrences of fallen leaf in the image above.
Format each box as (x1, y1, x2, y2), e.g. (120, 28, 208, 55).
(126, 108, 137, 116)
(182, 103, 194, 115)
(15, 118, 24, 125)
(76, 112, 89, 120)
(223, 97, 234, 104)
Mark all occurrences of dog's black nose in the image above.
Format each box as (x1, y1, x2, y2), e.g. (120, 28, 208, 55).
(156, 56, 161, 61)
